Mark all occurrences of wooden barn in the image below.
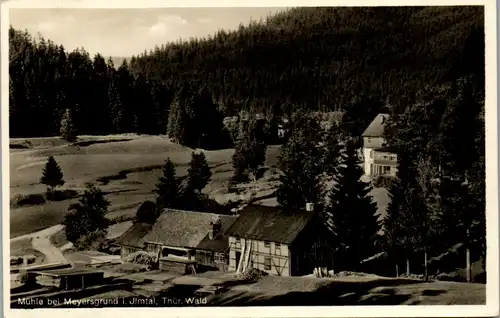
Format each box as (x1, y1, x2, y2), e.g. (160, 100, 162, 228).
(114, 222, 154, 258)
(225, 203, 334, 276)
(126, 209, 237, 273)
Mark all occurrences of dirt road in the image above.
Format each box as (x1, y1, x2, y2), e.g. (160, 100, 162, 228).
(11, 224, 68, 264)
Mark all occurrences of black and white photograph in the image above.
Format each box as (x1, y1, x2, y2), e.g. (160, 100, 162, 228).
(1, 0, 498, 317)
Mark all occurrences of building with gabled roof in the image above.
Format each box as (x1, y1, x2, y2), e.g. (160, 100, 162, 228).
(225, 203, 334, 276)
(361, 113, 399, 177)
(115, 209, 237, 273)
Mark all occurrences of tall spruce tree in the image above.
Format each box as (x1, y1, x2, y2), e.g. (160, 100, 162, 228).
(277, 111, 325, 210)
(60, 108, 77, 142)
(154, 158, 181, 209)
(324, 140, 380, 271)
(187, 151, 212, 193)
(40, 156, 65, 196)
(231, 117, 267, 182)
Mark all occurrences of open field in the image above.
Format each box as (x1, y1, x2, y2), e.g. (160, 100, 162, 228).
(9, 135, 273, 237)
(9, 134, 388, 239)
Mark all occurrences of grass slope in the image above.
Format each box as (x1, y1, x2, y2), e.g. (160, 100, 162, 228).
(10, 134, 388, 238)
(9, 136, 282, 237)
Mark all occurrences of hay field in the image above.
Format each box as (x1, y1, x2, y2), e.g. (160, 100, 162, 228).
(9, 135, 281, 238)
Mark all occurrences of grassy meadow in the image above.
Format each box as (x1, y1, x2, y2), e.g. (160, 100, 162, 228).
(9, 134, 388, 239)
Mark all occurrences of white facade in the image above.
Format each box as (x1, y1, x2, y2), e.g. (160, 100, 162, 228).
(362, 137, 398, 177)
(228, 236, 291, 276)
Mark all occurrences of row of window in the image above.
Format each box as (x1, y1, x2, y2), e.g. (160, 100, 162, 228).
(369, 152, 397, 161)
(234, 239, 281, 250)
(264, 241, 281, 249)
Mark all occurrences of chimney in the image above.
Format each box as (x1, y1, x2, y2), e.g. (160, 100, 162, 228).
(305, 202, 314, 212)
(209, 220, 222, 240)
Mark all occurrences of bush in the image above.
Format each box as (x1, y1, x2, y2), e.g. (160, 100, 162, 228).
(108, 215, 136, 225)
(74, 230, 107, 251)
(237, 268, 268, 281)
(436, 272, 467, 282)
(50, 189, 79, 201)
(11, 193, 46, 208)
(372, 175, 396, 188)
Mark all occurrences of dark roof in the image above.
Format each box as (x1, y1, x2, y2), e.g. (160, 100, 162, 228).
(224, 205, 316, 244)
(114, 222, 154, 248)
(362, 113, 390, 137)
(33, 268, 103, 277)
(196, 215, 238, 252)
(141, 209, 235, 249)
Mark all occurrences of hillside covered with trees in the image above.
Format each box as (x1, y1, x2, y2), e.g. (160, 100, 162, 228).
(9, 6, 484, 140)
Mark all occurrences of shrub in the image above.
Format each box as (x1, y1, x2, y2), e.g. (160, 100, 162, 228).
(51, 189, 79, 201)
(74, 230, 107, 251)
(237, 268, 268, 281)
(436, 272, 467, 282)
(108, 215, 136, 225)
(372, 175, 396, 188)
(11, 193, 46, 208)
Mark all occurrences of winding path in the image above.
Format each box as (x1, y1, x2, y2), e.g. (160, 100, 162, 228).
(11, 224, 68, 264)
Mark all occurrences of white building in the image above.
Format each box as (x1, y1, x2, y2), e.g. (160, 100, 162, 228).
(361, 113, 398, 177)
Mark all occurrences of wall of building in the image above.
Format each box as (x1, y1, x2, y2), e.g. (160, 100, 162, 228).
(228, 236, 291, 276)
(120, 246, 142, 259)
(363, 137, 386, 149)
(363, 147, 373, 176)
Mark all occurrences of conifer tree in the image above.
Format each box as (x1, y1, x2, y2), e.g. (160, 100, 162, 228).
(231, 117, 267, 182)
(277, 111, 325, 210)
(40, 156, 65, 196)
(324, 140, 380, 271)
(60, 108, 77, 142)
(63, 183, 110, 243)
(187, 151, 212, 193)
(154, 158, 181, 209)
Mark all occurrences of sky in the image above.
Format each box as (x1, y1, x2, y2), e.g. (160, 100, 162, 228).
(9, 7, 288, 57)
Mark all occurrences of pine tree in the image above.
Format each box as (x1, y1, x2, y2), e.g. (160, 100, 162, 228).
(63, 183, 110, 243)
(231, 117, 267, 182)
(187, 151, 212, 193)
(277, 111, 324, 209)
(154, 158, 181, 209)
(382, 159, 416, 277)
(324, 140, 380, 271)
(40, 156, 65, 196)
(60, 108, 77, 142)
(167, 90, 196, 146)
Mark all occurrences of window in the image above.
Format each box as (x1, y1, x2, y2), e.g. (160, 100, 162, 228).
(264, 241, 270, 248)
(264, 257, 271, 270)
(275, 243, 281, 249)
(215, 253, 225, 264)
(384, 166, 391, 174)
(275, 243, 281, 256)
(370, 151, 373, 159)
